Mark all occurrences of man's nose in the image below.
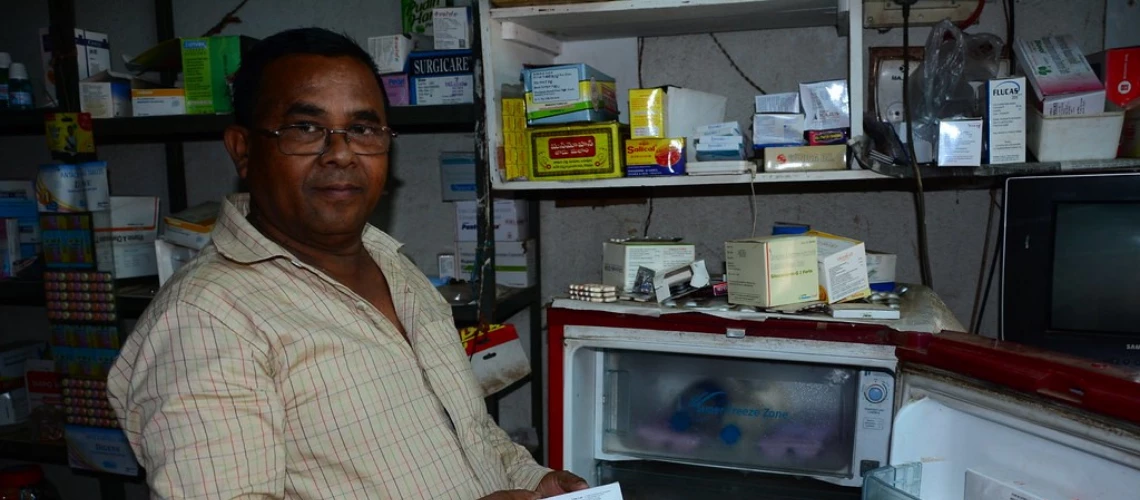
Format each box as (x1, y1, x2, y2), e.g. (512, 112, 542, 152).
(320, 131, 355, 166)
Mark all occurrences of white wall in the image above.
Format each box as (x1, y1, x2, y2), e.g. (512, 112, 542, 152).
(0, 0, 1107, 497)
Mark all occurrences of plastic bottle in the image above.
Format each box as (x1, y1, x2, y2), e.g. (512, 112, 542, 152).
(7, 62, 33, 110)
(0, 52, 10, 109)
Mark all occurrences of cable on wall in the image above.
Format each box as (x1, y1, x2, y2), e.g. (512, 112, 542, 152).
(710, 33, 768, 94)
(896, 0, 934, 288)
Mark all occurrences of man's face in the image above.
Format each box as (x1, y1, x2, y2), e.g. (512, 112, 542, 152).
(233, 54, 389, 245)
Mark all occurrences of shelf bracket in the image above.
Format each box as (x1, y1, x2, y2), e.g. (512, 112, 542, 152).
(501, 22, 563, 56)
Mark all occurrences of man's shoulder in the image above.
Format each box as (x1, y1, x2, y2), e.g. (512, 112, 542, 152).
(142, 248, 267, 323)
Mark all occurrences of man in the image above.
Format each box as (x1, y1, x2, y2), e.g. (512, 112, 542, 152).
(108, 27, 587, 499)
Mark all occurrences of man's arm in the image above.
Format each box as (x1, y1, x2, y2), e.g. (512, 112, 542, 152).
(476, 411, 553, 490)
(107, 300, 286, 499)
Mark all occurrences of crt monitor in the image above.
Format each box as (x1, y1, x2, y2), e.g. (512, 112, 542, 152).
(1001, 172, 1140, 367)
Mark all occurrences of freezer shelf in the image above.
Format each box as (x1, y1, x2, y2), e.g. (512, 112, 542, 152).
(599, 460, 860, 500)
(601, 349, 859, 478)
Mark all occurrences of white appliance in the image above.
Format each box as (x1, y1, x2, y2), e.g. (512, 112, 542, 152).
(548, 306, 1140, 498)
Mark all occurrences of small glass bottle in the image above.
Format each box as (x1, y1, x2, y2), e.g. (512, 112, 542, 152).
(8, 62, 34, 110)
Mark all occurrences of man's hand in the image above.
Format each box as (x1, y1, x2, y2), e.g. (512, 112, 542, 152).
(480, 490, 539, 500)
(535, 470, 589, 497)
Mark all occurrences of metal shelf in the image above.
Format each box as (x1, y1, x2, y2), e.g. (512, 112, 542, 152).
(446, 286, 540, 324)
(0, 104, 476, 142)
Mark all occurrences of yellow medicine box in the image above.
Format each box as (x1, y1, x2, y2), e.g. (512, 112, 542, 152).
(500, 96, 530, 181)
(528, 122, 626, 181)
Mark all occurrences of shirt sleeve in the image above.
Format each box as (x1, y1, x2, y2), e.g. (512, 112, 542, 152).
(107, 300, 285, 499)
(477, 410, 553, 490)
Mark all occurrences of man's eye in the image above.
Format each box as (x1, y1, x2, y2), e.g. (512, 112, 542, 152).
(349, 125, 378, 136)
(291, 123, 322, 134)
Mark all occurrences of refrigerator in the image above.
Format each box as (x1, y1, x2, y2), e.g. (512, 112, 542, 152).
(546, 303, 1140, 499)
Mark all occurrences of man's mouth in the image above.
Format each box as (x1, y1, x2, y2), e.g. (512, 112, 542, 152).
(312, 184, 363, 199)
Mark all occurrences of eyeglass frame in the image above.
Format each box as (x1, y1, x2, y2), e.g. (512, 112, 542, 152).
(255, 123, 398, 156)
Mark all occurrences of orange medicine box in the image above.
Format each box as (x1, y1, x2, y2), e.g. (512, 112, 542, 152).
(528, 121, 626, 181)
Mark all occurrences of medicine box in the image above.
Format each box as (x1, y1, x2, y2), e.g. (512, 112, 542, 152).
(762, 145, 847, 172)
(164, 201, 219, 251)
(806, 230, 870, 304)
(402, 0, 449, 35)
(629, 86, 727, 161)
(179, 36, 257, 114)
(39, 28, 111, 105)
(752, 113, 806, 149)
(624, 138, 686, 176)
(79, 71, 153, 119)
(501, 96, 530, 181)
(0, 180, 40, 257)
(755, 92, 801, 114)
(454, 199, 529, 242)
(1014, 35, 1105, 117)
(94, 196, 160, 279)
(602, 240, 696, 293)
(131, 89, 186, 117)
(382, 74, 410, 106)
(409, 49, 474, 105)
(368, 34, 413, 75)
(524, 63, 618, 126)
(725, 235, 819, 308)
(985, 77, 1027, 164)
(65, 425, 140, 476)
(937, 118, 984, 166)
(456, 239, 536, 288)
(799, 79, 850, 130)
(440, 151, 475, 201)
(527, 121, 626, 181)
(433, 7, 472, 50)
(866, 251, 898, 292)
(694, 135, 745, 162)
(1088, 47, 1140, 109)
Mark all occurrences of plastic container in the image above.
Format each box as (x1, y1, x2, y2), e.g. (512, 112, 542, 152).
(7, 62, 33, 110)
(0, 465, 59, 500)
(0, 52, 10, 109)
(863, 462, 923, 500)
(1026, 106, 1125, 162)
(601, 349, 858, 477)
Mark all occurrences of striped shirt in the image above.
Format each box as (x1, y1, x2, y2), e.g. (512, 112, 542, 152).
(108, 194, 549, 499)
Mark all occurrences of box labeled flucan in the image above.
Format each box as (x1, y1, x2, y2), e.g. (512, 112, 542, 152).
(985, 77, 1027, 164)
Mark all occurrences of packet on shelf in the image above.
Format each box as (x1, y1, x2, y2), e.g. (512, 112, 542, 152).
(527, 122, 626, 181)
(625, 138, 685, 176)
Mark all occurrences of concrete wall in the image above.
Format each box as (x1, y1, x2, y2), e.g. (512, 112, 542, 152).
(0, 0, 1106, 497)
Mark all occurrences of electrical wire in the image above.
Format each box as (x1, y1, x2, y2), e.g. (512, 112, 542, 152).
(637, 37, 655, 238)
(710, 33, 767, 95)
(749, 168, 758, 238)
(969, 188, 1000, 333)
(958, 0, 986, 30)
(898, 0, 934, 288)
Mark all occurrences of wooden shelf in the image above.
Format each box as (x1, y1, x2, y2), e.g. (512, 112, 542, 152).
(490, 0, 840, 40)
(0, 104, 476, 142)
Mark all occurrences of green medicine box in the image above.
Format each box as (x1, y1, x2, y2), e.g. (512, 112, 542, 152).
(180, 36, 255, 115)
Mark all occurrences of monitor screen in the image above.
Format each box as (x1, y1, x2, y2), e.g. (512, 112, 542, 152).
(1050, 202, 1140, 335)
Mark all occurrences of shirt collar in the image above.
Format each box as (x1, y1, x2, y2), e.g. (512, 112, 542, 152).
(212, 193, 404, 265)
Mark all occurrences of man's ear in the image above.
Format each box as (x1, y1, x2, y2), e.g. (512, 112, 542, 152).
(223, 124, 252, 180)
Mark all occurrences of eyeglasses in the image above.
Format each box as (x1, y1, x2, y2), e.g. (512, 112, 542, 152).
(257, 124, 398, 156)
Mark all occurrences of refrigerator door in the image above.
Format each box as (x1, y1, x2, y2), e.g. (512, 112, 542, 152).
(869, 362, 1140, 500)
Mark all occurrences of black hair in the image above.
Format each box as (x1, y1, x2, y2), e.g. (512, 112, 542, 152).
(230, 27, 388, 127)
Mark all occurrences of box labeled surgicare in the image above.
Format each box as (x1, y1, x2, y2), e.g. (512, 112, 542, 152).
(409, 49, 473, 105)
(528, 122, 626, 180)
(603, 240, 696, 293)
(985, 77, 1027, 164)
(725, 235, 819, 308)
(456, 239, 536, 288)
(454, 199, 529, 242)
(624, 138, 685, 176)
(524, 64, 618, 126)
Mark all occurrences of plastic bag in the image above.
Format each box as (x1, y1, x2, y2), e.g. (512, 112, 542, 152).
(907, 19, 1005, 143)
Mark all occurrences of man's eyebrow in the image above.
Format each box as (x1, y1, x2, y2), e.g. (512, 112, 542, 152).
(284, 102, 327, 118)
(351, 109, 383, 123)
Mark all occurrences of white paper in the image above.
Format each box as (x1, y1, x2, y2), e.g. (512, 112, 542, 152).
(530, 68, 580, 104)
(545, 482, 623, 500)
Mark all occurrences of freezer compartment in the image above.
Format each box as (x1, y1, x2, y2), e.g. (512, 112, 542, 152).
(601, 349, 861, 477)
(862, 463, 922, 500)
(599, 460, 860, 500)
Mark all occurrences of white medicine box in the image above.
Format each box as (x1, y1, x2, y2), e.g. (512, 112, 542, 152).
(602, 241, 696, 293)
(456, 239, 535, 288)
(454, 199, 528, 242)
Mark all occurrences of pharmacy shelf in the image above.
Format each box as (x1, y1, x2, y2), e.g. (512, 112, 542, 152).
(495, 168, 887, 191)
(449, 286, 540, 324)
(0, 425, 68, 466)
(873, 158, 1140, 180)
(490, 0, 840, 40)
(0, 104, 477, 142)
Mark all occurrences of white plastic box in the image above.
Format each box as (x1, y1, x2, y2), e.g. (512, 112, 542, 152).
(1026, 106, 1125, 162)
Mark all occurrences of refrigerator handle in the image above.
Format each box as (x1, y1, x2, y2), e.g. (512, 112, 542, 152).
(1034, 371, 1086, 405)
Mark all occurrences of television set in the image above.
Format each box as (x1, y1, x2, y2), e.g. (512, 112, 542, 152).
(1002, 172, 1140, 367)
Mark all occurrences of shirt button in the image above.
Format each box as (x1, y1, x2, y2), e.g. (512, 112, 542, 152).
(356, 301, 368, 311)
(290, 259, 302, 267)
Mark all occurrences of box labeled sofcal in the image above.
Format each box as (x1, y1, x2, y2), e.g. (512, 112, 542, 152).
(456, 240, 536, 288)
(454, 199, 529, 242)
(725, 235, 819, 308)
(985, 77, 1027, 164)
(524, 64, 618, 126)
(624, 138, 686, 176)
(409, 49, 474, 105)
(1014, 35, 1105, 117)
(602, 240, 696, 293)
(937, 118, 984, 166)
(806, 230, 871, 304)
